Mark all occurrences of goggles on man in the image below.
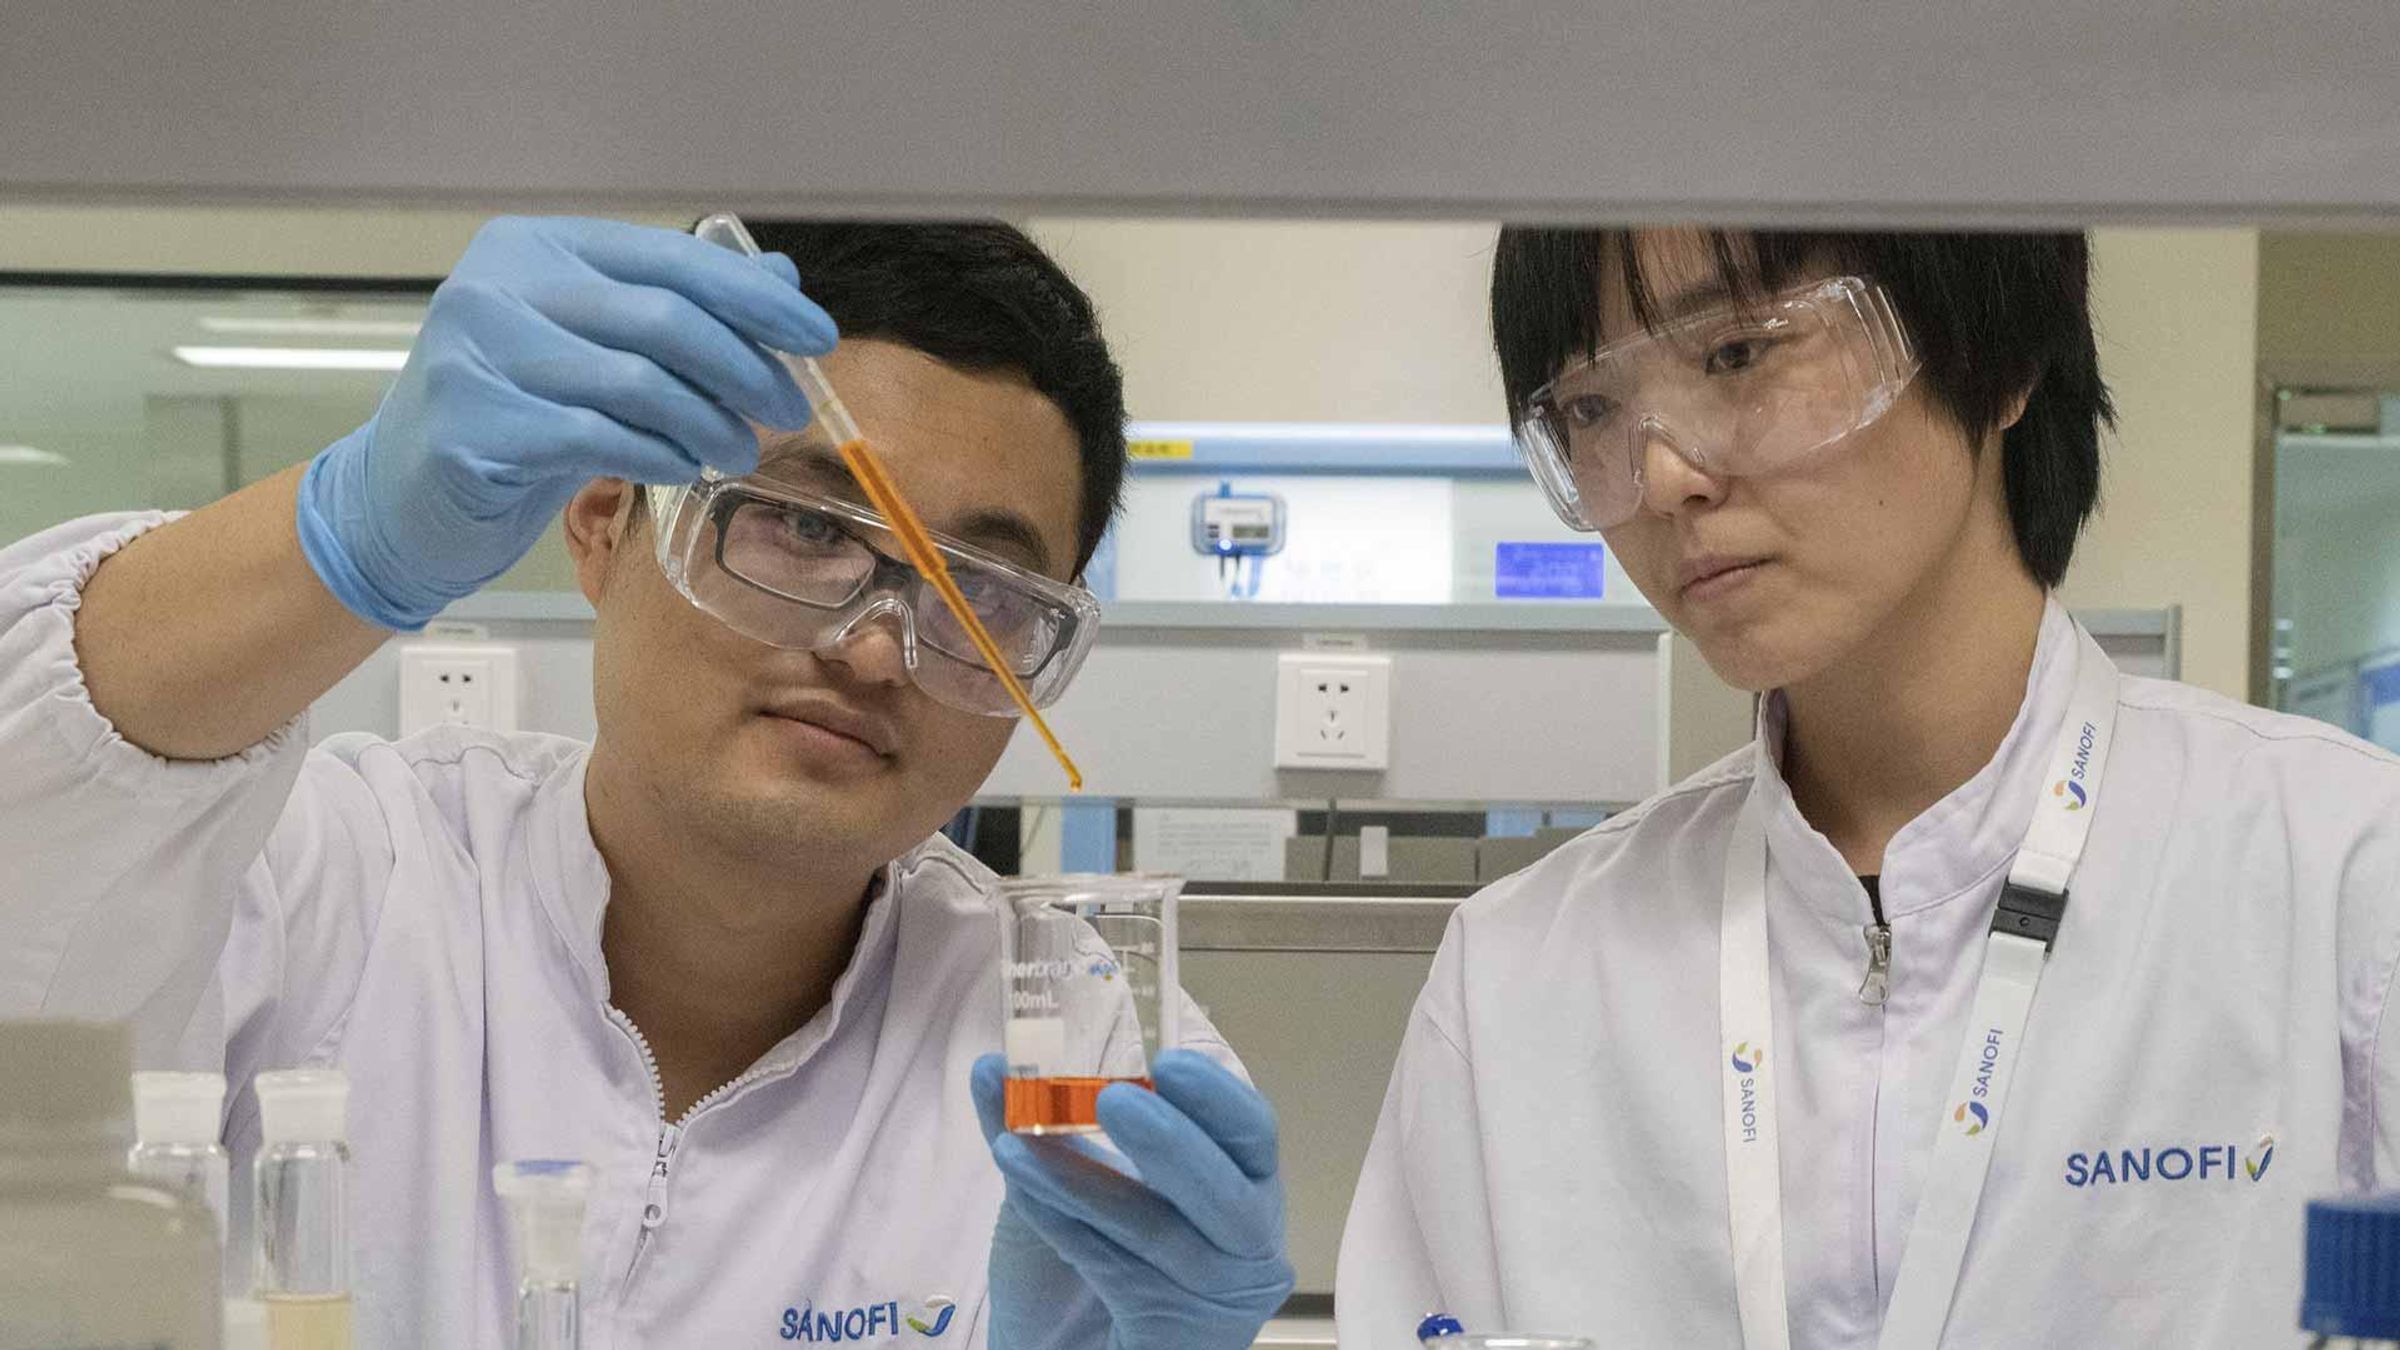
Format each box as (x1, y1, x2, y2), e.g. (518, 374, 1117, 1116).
(647, 473, 1102, 718)
(1515, 275, 1920, 531)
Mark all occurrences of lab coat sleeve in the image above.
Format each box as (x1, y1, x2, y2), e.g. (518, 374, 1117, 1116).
(2365, 879, 2400, 1190)
(1336, 922, 1504, 1349)
(0, 511, 393, 1071)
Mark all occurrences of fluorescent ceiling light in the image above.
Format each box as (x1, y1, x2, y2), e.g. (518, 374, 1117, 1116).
(198, 316, 422, 338)
(172, 345, 409, 372)
(0, 445, 68, 466)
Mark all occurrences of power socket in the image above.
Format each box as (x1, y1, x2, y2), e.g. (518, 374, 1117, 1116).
(1273, 652, 1392, 770)
(397, 644, 520, 737)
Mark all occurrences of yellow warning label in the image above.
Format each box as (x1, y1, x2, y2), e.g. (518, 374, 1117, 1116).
(1128, 440, 1195, 460)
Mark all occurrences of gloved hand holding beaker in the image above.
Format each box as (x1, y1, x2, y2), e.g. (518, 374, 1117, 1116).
(295, 215, 837, 631)
(972, 1049, 1297, 1350)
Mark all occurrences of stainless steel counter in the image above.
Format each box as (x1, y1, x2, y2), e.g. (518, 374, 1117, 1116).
(1181, 883, 1472, 1298)
(1185, 881, 1469, 953)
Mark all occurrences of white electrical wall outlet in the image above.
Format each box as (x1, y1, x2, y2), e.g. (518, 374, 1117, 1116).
(397, 644, 520, 737)
(1273, 652, 1392, 770)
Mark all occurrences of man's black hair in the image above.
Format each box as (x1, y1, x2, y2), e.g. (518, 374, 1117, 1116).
(746, 219, 1126, 575)
(1489, 229, 2112, 588)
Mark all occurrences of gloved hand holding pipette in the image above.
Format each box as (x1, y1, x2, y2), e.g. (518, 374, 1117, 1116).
(295, 216, 836, 631)
(971, 1049, 1297, 1350)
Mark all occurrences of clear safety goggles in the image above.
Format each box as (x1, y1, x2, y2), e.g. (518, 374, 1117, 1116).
(1516, 276, 1920, 531)
(648, 473, 1102, 717)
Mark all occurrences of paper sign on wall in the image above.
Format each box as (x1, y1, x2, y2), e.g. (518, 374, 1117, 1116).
(1132, 807, 1299, 881)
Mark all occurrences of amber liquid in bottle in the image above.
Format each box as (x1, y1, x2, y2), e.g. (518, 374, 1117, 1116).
(1005, 1075, 1154, 1134)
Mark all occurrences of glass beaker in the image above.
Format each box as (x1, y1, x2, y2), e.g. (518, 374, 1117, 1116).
(998, 873, 1182, 1134)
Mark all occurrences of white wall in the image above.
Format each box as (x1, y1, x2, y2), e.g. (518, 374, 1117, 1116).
(0, 202, 507, 276)
(2259, 233, 2400, 383)
(2056, 229, 2262, 700)
(1025, 218, 1502, 423)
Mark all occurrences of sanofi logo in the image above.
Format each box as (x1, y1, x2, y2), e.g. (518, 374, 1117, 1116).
(1951, 1029, 2006, 1136)
(2247, 1133, 2278, 1182)
(783, 1295, 956, 1341)
(2053, 720, 2100, 811)
(2062, 1133, 2278, 1189)
(1729, 1042, 1764, 1144)
(907, 1298, 957, 1336)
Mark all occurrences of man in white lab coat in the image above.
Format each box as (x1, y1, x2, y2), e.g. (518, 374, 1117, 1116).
(1338, 227, 2400, 1348)
(0, 217, 1291, 1348)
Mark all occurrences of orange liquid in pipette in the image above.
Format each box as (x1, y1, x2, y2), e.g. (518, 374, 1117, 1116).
(833, 437, 1083, 789)
(1005, 1075, 1154, 1134)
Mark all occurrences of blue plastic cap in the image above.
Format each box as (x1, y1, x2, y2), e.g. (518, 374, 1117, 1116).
(1416, 1313, 1465, 1342)
(2304, 1192, 2400, 1337)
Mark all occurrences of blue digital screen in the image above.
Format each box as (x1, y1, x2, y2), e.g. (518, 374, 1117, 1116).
(1494, 542, 1608, 599)
(2365, 660, 2400, 709)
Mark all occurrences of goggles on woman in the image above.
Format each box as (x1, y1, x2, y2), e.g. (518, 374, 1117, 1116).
(1515, 275, 1920, 531)
(647, 472, 1102, 718)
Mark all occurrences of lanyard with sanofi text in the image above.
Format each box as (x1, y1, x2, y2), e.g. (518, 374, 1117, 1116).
(1719, 620, 2121, 1350)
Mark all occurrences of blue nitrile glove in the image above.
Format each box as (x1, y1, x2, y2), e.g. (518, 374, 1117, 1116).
(295, 215, 837, 630)
(972, 1050, 1296, 1350)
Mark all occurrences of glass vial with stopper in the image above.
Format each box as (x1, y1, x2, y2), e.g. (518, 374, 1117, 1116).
(131, 1071, 232, 1276)
(2305, 1193, 2400, 1348)
(252, 1068, 353, 1350)
(494, 1160, 594, 1350)
(0, 1019, 219, 1348)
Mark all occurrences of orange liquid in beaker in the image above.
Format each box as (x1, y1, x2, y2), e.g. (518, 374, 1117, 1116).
(1005, 1075, 1153, 1133)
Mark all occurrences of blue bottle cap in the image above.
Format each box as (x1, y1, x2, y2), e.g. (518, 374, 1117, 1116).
(2304, 1192, 2400, 1338)
(1416, 1313, 1466, 1342)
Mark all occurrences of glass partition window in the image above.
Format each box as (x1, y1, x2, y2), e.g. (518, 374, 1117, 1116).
(0, 280, 580, 593)
(2271, 387, 2400, 750)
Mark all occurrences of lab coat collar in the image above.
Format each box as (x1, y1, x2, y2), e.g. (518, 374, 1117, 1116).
(1751, 597, 2079, 924)
(527, 746, 905, 1083)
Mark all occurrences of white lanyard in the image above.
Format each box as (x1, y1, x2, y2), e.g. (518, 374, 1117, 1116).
(1719, 622, 2122, 1350)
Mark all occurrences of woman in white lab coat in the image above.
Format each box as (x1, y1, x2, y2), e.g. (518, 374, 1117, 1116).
(1337, 227, 2400, 1348)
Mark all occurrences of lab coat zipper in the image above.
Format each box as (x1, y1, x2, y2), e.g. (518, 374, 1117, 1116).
(607, 1006, 677, 1284)
(1859, 881, 1892, 1007)
(606, 1003, 790, 1286)
(633, 1121, 683, 1267)
(1859, 923, 1893, 1006)
(1857, 879, 1894, 1305)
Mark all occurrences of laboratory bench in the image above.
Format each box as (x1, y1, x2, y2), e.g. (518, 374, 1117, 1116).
(1255, 1315, 1339, 1347)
